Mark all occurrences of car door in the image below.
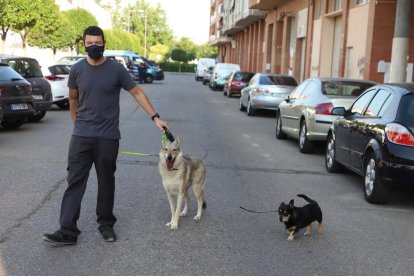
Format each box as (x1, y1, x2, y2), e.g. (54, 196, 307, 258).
(242, 75, 256, 106)
(350, 89, 393, 171)
(281, 80, 309, 134)
(336, 89, 377, 167)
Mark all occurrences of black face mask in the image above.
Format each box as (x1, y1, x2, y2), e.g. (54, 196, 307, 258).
(85, 45, 104, 60)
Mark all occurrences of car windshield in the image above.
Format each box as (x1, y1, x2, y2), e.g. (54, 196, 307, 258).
(397, 94, 414, 122)
(322, 81, 374, 96)
(48, 65, 70, 75)
(260, 76, 297, 86)
(233, 72, 254, 82)
(7, 59, 43, 78)
(0, 65, 24, 81)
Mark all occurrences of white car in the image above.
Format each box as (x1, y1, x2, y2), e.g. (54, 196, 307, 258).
(41, 64, 70, 109)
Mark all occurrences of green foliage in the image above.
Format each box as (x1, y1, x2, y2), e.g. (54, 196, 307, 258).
(29, 12, 76, 54)
(112, 0, 174, 57)
(196, 43, 218, 59)
(61, 8, 98, 54)
(159, 61, 196, 73)
(148, 44, 169, 62)
(104, 29, 142, 53)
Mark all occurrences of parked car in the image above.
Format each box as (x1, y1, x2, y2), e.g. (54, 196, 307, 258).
(276, 77, 376, 153)
(202, 66, 214, 85)
(240, 73, 298, 116)
(103, 50, 164, 83)
(41, 63, 70, 109)
(195, 58, 215, 81)
(325, 83, 414, 204)
(0, 55, 52, 122)
(0, 63, 35, 129)
(223, 71, 254, 97)
(57, 55, 85, 67)
(210, 63, 240, 91)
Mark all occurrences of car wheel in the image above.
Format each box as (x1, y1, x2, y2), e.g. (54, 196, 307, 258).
(325, 134, 344, 173)
(363, 151, 391, 204)
(56, 101, 69, 110)
(1, 119, 25, 130)
(299, 120, 314, 153)
(202, 80, 207, 85)
(275, 111, 287, 139)
(239, 97, 246, 111)
(27, 111, 46, 122)
(247, 98, 255, 116)
(145, 75, 153, 83)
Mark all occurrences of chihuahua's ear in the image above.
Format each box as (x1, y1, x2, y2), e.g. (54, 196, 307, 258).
(289, 199, 294, 207)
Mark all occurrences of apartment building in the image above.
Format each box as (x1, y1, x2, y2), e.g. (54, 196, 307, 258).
(209, 0, 414, 83)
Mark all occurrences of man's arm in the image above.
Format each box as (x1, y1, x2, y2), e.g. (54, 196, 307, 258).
(128, 85, 168, 131)
(69, 88, 79, 122)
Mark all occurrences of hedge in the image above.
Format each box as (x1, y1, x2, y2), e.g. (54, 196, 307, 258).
(159, 61, 196, 73)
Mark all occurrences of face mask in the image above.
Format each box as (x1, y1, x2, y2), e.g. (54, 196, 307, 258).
(85, 45, 104, 60)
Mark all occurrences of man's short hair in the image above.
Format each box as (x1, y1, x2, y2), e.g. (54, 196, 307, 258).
(83, 26, 105, 42)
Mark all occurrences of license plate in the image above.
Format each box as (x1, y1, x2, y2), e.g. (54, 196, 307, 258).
(11, 103, 28, 110)
(33, 95, 43, 100)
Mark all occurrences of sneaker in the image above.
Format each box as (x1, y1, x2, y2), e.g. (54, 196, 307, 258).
(98, 225, 116, 242)
(42, 231, 77, 245)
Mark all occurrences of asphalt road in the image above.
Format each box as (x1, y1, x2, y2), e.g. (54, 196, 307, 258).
(0, 73, 413, 275)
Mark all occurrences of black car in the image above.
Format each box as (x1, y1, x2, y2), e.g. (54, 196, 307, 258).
(0, 63, 35, 129)
(325, 83, 414, 204)
(0, 55, 52, 121)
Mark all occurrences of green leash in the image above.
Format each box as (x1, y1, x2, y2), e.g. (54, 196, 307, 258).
(119, 151, 159, 157)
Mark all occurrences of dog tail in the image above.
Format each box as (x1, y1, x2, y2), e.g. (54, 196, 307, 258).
(297, 194, 317, 204)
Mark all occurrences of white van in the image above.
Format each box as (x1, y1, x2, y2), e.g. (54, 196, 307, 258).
(210, 63, 241, 90)
(195, 58, 216, 81)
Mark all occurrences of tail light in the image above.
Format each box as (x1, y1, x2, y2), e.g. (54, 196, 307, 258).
(385, 123, 414, 147)
(315, 103, 334, 115)
(231, 81, 241, 86)
(0, 86, 5, 96)
(45, 75, 64, 81)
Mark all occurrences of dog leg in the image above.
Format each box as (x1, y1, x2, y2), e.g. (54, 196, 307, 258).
(304, 225, 312, 236)
(165, 193, 176, 228)
(170, 193, 184, 230)
(287, 231, 295, 241)
(192, 182, 205, 222)
(180, 192, 190, 217)
(317, 223, 323, 234)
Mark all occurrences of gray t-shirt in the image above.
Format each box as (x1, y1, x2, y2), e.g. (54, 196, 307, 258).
(68, 58, 136, 139)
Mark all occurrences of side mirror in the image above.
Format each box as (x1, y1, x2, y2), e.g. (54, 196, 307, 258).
(331, 107, 346, 116)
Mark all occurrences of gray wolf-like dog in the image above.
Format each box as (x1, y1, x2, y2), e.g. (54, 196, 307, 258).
(158, 139, 206, 230)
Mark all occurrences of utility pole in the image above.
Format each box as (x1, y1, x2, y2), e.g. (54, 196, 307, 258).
(389, 0, 412, 82)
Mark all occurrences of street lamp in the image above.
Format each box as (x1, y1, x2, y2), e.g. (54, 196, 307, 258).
(138, 10, 147, 58)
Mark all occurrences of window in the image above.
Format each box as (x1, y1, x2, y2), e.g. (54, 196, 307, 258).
(322, 81, 374, 96)
(290, 80, 309, 99)
(301, 80, 319, 99)
(259, 76, 298, 86)
(397, 94, 414, 122)
(6, 59, 43, 78)
(329, 0, 342, 13)
(356, 0, 368, 5)
(350, 89, 376, 116)
(364, 89, 392, 116)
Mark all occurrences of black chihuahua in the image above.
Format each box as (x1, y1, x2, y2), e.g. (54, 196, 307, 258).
(278, 194, 323, 241)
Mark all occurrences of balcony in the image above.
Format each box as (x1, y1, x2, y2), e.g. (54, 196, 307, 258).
(235, 9, 267, 27)
(249, 0, 290, 10)
(209, 30, 232, 46)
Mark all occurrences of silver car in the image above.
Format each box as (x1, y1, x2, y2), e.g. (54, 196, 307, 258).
(239, 73, 298, 116)
(276, 77, 376, 153)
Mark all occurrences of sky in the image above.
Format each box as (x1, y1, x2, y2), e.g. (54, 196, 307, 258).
(119, 0, 211, 44)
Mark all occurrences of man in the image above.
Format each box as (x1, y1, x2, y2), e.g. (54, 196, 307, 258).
(138, 62, 147, 84)
(43, 26, 168, 245)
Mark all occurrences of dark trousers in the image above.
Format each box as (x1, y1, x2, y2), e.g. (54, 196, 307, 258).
(59, 136, 119, 236)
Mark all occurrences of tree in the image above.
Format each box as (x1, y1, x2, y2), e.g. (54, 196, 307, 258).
(0, 0, 39, 51)
(61, 9, 98, 54)
(29, 13, 76, 58)
(104, 29, 142, 53)
(111, 0, 174, 56)
(196, 43, 218, 59)
(149, 44, 169, 62)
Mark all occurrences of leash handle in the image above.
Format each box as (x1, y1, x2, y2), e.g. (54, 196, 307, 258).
(162, 127, 175, 142)
(240, 206, 279, 213)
